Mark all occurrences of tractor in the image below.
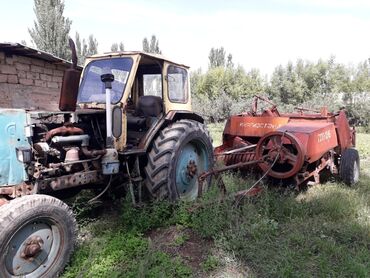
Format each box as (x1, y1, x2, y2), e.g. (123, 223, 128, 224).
(0, 41, 213, 277)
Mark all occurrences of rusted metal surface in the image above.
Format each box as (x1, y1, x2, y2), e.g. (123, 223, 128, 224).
(277, 122, 338, 163)
(59, 39, 82, 112)
(81, 147, 107, 157)
(20, 236, 43, 260)
(59, 69, 82, 112)
(198, 158, 264, 198)
(335, 110, 356, 151)
(186, 160, 197, 178)
(256, 131, 305, 179)
(37, 170, 102, 191)
(215, 137, 256, 166)
(45, 125, 84, 141)
(0, 197, 9, 206)
(224, 116, 289, 138)
(208, 95, 356, 193)
(0, 183, 34, 198)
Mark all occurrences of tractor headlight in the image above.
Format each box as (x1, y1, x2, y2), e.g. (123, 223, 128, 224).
(16, 147, 32, 163)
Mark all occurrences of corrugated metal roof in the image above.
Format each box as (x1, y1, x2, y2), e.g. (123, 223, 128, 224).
(0, 42, 81, 69)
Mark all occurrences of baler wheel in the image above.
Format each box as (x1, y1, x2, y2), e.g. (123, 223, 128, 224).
(340, 148, 360, 186)
(256, 131, 305, 179)
(0, 195, 77, 277)
(145, 120, 213, 201)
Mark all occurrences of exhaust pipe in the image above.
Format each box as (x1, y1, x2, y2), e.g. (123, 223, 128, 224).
(101, 73, 114, 148)
(100, 73, 119, 175)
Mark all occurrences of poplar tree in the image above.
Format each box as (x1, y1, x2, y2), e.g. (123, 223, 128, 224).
(75, 32, 99, 64)
(111, 42, 125, 52)
(142, 35, 161, 54)
(29, 0, 72, 60)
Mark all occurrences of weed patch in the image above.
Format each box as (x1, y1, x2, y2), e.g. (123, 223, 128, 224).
(64, 133, 370, 277)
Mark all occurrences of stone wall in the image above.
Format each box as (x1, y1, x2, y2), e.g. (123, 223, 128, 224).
(0, 51, 68, 111)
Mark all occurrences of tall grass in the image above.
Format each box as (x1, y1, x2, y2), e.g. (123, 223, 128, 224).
(63, 132, 370, 277)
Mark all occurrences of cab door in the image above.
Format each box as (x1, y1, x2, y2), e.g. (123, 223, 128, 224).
(163, 62, 192, 113)
(113, 54, 140, 151)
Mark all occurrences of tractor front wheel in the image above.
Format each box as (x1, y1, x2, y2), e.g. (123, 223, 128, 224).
(0, 194, 77, 277)
(145, 120, 213, 201)
(340, 148, 360, 186)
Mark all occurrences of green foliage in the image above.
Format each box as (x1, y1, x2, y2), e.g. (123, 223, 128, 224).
(191, 65, 266, 122)
(65, 131, 369, 277)
(201, 255, 220, 272)
(111, 42, 124, 52)
(345, 94, 370, 130)
(268, 57, 353, 105)
(120, 199, 176, 233)
(142, 35, 161, 54)
(171, 232, 189, 247)
(75, 32, 99, 65)
(87, 35, 98, 56)
(192, 92, 245, 122)
(29, 0, 72, 60)
(193, 52, 370, 130)
(63, 201, 192, 278)
(209, 47, 226, 68)
(192, 66, 265, 99)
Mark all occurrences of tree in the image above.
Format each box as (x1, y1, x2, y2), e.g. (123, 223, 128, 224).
(75, 32, 85, 63)
(208, 47, 235, 69)
(119, 42, 125, 51)
(29, 0, 72, 60)
(74, 32, 98, 65)
(227, 54, 234, 68)
(111, 42, 124, 52)
(142, 35, 161, 54)
(86, 35, 98, 57)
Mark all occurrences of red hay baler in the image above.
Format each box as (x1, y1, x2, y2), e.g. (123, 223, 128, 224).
(208, 96, 359, 191)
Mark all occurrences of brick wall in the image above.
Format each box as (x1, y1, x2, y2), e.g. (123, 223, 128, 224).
(0, 51, 68, 110)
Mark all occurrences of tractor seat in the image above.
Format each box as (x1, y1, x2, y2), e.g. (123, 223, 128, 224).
(127, 96, 163, 130)
(136, 95, 163, 117)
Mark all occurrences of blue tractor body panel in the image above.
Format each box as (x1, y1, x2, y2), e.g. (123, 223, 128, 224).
(0, 109, 30, 187)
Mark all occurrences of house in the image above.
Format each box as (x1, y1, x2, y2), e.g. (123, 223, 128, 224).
(0, 43, 78, 110)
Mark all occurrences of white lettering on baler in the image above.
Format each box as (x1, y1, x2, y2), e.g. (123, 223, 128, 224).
(239, 122, 282, 129)
(318, 130, 331, 143)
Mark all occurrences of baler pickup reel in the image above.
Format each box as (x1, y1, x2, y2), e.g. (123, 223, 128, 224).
(198, 95, 359, 199)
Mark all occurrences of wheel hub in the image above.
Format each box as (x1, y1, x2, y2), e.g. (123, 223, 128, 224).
(256, 131, 305, 179)
(186, 160, 198, 178)
(176, 140, 210, 199)
(5, 221, 54, 276)
(20, 236, 44, 260)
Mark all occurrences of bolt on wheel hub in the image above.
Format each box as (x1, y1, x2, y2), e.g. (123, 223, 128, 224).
(20, 236, 44, 260)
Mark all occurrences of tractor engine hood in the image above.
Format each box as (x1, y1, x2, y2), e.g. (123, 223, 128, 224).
(0, 109, 30, 186)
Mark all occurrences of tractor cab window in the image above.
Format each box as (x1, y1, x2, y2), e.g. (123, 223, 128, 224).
(143, 74, 162, 97)
(78, 57, 133, 104)
(167, 65, 188, 103)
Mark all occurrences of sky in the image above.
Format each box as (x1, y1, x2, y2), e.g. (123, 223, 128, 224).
(1, 0, 370, 75)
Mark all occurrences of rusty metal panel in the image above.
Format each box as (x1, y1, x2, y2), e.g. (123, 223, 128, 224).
(37, 170, 101, 191)
(335, 110, 354, 150)
(59, 69, 81, 111)
(225, 116, 289, 137)
(278, 122, 338, 163)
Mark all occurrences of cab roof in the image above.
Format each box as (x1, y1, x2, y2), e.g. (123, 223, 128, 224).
(88, 51, 189, 69)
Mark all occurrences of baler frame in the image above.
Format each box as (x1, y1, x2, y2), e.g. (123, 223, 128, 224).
(198, 95, 359, 198)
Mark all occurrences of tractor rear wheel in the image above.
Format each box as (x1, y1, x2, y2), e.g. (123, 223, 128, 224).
(0, 194, 77, 278)
(340, 148, 360, 186)
(145, 120, 213, 201)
